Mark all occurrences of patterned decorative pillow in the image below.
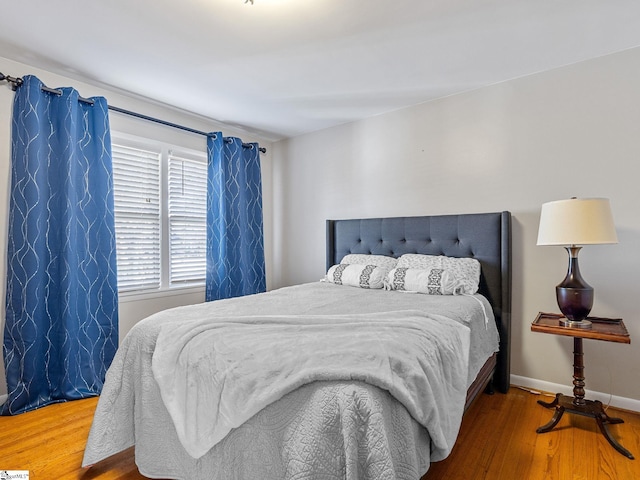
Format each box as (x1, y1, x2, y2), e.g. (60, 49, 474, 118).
(384, 267, 465, 295)
(339, 254, 398, 275)
(396, 254, 481, 294)
(326, 263, 386, 289)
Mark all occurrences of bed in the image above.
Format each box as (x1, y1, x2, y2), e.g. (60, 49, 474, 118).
(83, 211, 511, 480)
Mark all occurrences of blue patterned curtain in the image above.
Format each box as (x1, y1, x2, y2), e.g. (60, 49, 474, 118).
(206, 133, 265, 301)
(2, 76, 119, 415)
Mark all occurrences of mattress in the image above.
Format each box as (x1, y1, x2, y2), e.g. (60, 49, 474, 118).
(83, 281, 499, 480)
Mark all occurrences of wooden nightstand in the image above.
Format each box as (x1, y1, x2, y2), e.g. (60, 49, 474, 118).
(531, 312, 633, 459)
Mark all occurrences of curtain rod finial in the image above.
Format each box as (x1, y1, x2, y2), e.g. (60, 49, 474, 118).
(0, 72, 24, 91)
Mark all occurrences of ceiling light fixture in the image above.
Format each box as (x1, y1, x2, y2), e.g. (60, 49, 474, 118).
(245, 0, 254, 4)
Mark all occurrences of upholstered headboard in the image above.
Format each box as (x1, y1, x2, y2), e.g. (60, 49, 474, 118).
(326, 212, 512, 393)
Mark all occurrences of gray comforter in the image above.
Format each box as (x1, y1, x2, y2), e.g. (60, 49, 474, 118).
(83, 282, 499, 480)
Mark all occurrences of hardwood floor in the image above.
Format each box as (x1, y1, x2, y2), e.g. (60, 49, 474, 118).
(0, 397, 144, 480)
(424, 386, 640, 480)
(1, 386, 639, 479)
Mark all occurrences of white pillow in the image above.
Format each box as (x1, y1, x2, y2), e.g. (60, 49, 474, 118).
(396, 254, 481, 294)
(326, 263, 386, 289)
(384, 267, 465, 295)
(340, 254, 398, 274)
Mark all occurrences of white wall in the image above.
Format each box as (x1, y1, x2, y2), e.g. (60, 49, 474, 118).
(0, 55, 274, 397)
(270, 47, 640, 403)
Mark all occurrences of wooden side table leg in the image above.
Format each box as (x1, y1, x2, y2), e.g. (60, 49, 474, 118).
(595, 412, 635, 459)
(599, 402, 625, 425)
(537, 405, 566, 433)
(537, 392, 561, 409)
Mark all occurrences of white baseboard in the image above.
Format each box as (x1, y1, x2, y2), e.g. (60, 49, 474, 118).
(510, 374, 640, 413)
(0, 394, 7, 406)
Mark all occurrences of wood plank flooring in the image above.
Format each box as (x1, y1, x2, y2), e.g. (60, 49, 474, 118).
(1, 386, 639, 479)
(424, 386, 640, 480)
(0, 396, 144, 480)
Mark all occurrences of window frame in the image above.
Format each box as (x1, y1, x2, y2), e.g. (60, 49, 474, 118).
(111, 132, 207, 301)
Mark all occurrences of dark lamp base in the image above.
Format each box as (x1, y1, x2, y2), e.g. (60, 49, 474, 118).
(556, 246, 594, 325)
(556, 285, 594, 322)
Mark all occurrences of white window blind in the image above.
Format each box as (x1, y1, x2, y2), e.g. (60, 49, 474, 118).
(168, 153, 207, 286)
(112, 144, 161, 292)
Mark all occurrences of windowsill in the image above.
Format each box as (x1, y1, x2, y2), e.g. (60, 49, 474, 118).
(118, 284, 205, 303)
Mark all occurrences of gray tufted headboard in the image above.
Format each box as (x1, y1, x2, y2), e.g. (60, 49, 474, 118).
(326, 211, 512, 393)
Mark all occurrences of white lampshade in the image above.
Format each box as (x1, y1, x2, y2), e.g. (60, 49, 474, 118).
(537, 198, 618, 246)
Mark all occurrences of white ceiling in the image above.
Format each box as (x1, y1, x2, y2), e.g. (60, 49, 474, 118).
(2, 0, 640, 141)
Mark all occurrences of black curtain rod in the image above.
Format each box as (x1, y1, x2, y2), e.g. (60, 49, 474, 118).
(0, 71, 266, 154)
(108, 105, 267, 154)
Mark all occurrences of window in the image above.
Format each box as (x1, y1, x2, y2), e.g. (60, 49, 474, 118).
(111, 136, 207, 294)
(168, 152, 207, 285)
(112, 144, 161, 292)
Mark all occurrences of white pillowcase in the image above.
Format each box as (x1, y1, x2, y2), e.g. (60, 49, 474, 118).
(384, 267, 465, 295)
(326, 263, 386, 289)
(339, 254, 398, 275)
(396, 254, 481, 294)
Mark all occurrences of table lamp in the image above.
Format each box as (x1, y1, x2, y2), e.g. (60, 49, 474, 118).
(537, 197, 618, 328)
